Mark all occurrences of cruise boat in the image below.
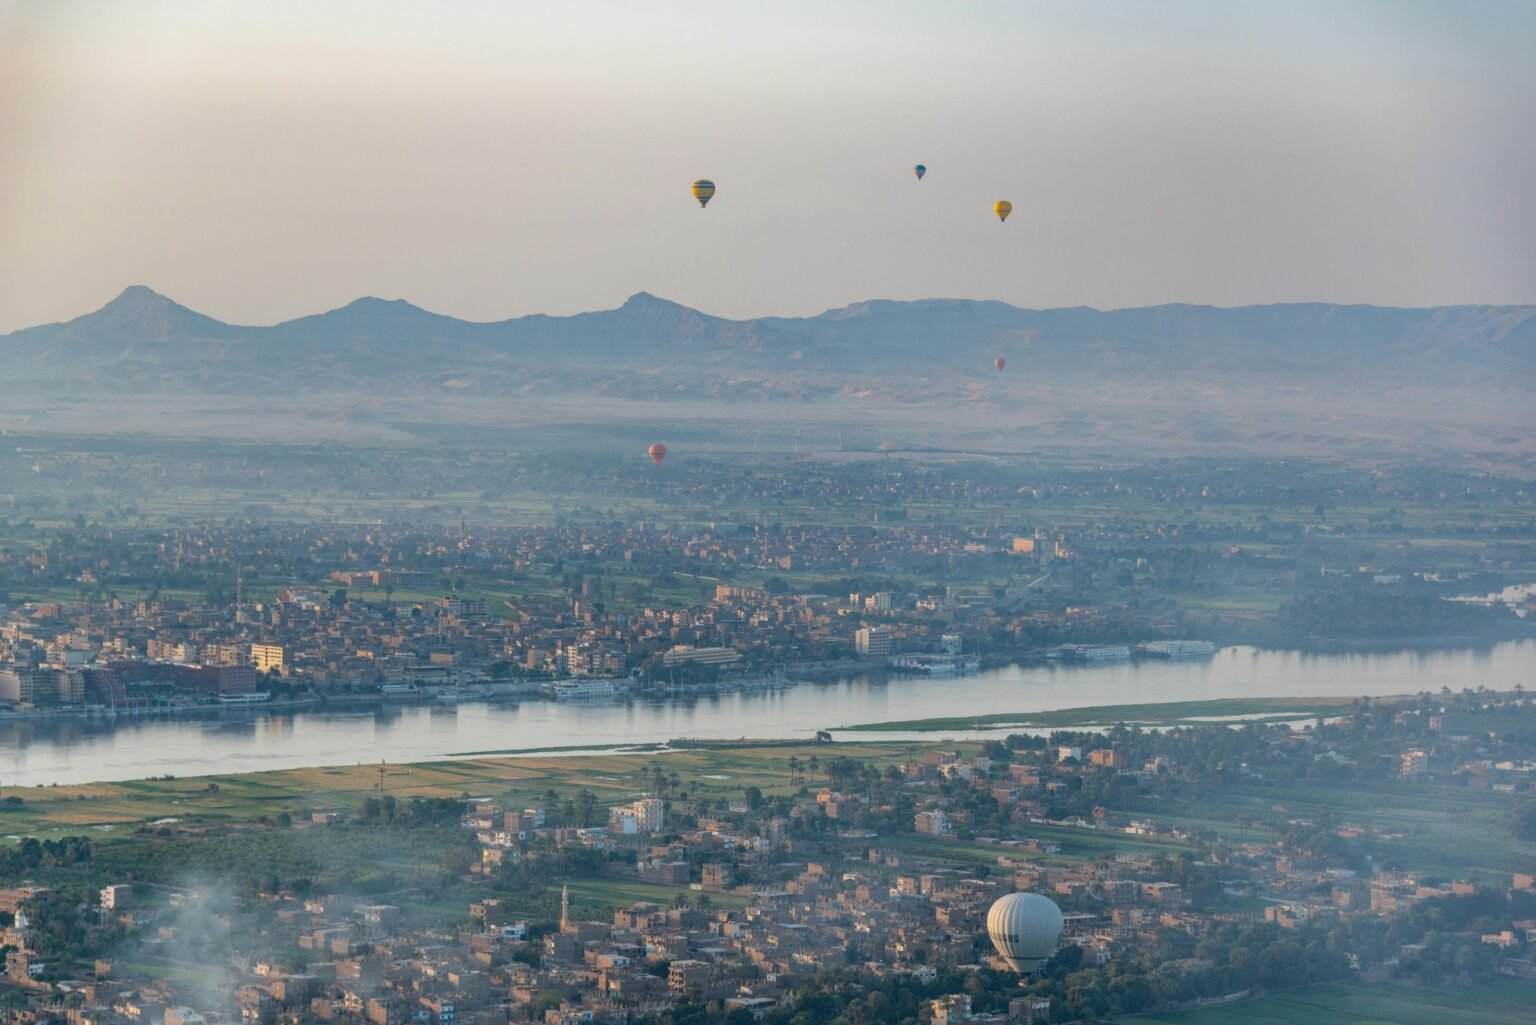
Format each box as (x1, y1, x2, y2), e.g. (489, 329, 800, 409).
(887, 653, 982, 676)
(542, 678, 622, 701)
(434, 684, 490, 704)
(1053, 644, 1132, 663)
(1136, 640, 1217, 660)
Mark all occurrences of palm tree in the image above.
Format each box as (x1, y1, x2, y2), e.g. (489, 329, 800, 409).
(576, 790, 598, 826)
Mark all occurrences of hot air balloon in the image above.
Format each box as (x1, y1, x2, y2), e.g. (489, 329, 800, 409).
(994, 200, 1012, 223)
(986, 893, 1063, 974)
(691, 180, 716, 208)
(995, 357, 1007, 372)
(647, 443, 668, 465)
(914, 164, 926, 181)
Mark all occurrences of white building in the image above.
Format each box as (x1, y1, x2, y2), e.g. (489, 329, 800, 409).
(661, 646, 741, 668)
(442, 596, 489, 618)
(609, 798, 665, 835)
(0, 667, 84, 707)
(855, 627, 893, 657)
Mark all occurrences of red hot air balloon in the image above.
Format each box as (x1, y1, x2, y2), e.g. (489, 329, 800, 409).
(647, 443, 668, 465)
(995, 357, 1006, 372)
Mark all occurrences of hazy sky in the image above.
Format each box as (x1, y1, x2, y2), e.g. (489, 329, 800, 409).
(2, 0, 1533, 331)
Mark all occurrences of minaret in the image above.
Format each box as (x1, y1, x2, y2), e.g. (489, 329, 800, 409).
(560, 883, 569, 932)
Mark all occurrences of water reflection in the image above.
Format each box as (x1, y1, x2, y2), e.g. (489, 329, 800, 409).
(0, 641, 1531, 787)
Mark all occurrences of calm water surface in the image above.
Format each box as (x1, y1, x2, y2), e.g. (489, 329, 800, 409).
(2, 641, 1532, 787)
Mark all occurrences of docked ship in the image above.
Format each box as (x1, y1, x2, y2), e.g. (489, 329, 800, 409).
(887, 632, 981, 675)
(718, 668, 793, 690)
(541, 678, 623, 701)
(887, 653, 982, 676)
(1050, 644, 1132, 663)
(1136, 640, 1217, 660)
(433, 684, 490, 704)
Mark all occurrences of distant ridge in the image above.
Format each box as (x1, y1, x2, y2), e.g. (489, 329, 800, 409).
(1, 287, 1531, 401)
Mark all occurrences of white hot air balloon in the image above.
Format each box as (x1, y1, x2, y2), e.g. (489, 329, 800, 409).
(987, 892, 1063, 974)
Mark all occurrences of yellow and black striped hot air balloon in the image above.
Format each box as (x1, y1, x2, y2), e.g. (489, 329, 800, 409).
(692, 179, 716, 208)
(994, 200, 1013, 223)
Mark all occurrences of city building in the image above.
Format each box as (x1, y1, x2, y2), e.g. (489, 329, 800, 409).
(250, 644, 285, 673)
(608, 798, 665, 835)
(99, 885, 132, 911)
(855, 627, 892, 657)
(661, 646, 741, 667)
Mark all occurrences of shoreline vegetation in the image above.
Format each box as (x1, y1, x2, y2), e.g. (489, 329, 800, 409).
(0, 690, 1459, 838)
(840, 695, 1373, 732)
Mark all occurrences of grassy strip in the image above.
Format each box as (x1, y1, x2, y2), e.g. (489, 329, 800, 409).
(447, 743, 669, 757)
(844, 696, 1375, 732)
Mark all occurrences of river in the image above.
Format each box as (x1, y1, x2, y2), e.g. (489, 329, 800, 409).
(1, 641, 1532, 787)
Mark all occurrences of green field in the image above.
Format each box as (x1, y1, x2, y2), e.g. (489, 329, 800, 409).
(388, 874, 747, 929)
(881, 826, 1188, 865)
(1128, 979, 1536, 1024)
(561, 878, 749, 912)
(0, 742, 915, 841)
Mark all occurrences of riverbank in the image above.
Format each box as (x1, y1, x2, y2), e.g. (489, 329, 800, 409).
(3, 641, 1530, 788)
(841, 695, 1375, 732)
(4, 634, 1529, 727)
(0, 694, 326, 722)
(0, 693, 1375, 837)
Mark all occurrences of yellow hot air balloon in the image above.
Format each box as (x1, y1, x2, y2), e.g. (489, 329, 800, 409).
(692, 179, 716, 208)
(994, 200, 1013, 223)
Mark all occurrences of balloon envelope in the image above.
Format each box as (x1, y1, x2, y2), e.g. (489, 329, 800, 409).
(994, 200, 1012, 223)
(692, 180, 715, 208)
(995, 357, 1006, 372)
(647, 443, 668, 465)
(987, 893, 1063, 974)
(914, 164, 926, 180)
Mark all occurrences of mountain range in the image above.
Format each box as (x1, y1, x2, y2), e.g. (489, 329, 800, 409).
(2, 286, 1533, 475)
(3, 287, 1532, 404)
